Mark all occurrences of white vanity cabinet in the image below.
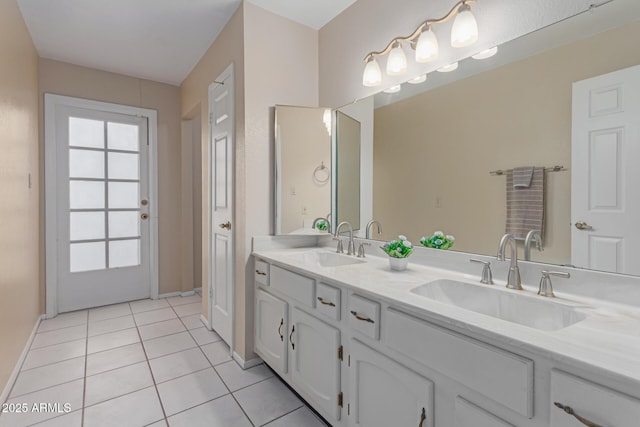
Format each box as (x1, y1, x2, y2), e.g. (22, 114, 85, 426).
(348, 338, 434, 427)
(255, 288, 288, 374)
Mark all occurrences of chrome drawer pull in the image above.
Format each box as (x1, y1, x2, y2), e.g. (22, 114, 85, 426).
(350, 310, 375, 323)
(554, 402, 604, 427)
(419, 407, 426, 427)
(278, 318, 284, 342)
(255, 270, 267, 276)
(317, 297, 336, 307)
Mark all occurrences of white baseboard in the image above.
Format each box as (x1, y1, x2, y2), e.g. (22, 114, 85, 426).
(158, 291, 181, 299)
(1, 315, 44, 404)
(180, 291, 195, 297)
(200, 314, 210, 329)
(233, 352, 263, 370)
(159, 288, 202, 299)
(193, 287, 202, 295)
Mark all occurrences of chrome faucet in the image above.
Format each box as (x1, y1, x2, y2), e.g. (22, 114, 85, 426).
(524, 230, 543, 261)
(334, 221, 355, 255)
(365, 220, 383, 239)
(496, 234, 523, 290)
(312, 217, 331, 233)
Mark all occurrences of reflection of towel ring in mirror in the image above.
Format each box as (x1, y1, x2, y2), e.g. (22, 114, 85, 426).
(313, 161, 330, 185)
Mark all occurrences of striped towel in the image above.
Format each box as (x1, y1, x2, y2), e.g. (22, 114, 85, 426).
(505, 167, 545, 239)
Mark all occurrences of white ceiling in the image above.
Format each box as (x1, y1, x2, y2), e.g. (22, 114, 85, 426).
(17, 0, 355, 86)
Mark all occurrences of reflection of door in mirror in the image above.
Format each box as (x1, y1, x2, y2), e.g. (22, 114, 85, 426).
(275, 106, 331, 234)
(335, 111, 361, 233)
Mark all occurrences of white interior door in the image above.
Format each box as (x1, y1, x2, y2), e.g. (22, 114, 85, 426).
(208, 65, 234, 346)
(45, 95, 158, 314)
(572, 64, 640, 274)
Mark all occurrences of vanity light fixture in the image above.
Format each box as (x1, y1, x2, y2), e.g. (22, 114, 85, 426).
(437, 62, 459, 72)
(472, 46, 498, 59)
(383, 85, 402, 94)
(361, 0, 479, 87)
(408, 74, 427, 84)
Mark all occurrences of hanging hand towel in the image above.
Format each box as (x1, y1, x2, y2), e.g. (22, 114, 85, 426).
(505, 167, 545, 239)
(513, 166, 534, 188)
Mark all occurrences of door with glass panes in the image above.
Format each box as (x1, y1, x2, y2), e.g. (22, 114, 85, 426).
(54, 105, 150, 312)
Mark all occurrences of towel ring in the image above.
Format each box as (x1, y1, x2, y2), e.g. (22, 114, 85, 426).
(313, 161, 330, 184)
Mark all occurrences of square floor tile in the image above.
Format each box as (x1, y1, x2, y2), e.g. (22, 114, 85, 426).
(87, 328, 140, 354)
(143, 332, 197, 359)
(146, 421, 169, 427)
(84, 386, 164, 427)
(22, 339, 86, 370)
(233, 377, 303, 426)
(134, 308, 178, 326)
(88, 315, 135, 337)
(30, 410, 82, 427)
(156, 368, 228, 416)
(89, 303, 132, 323)
(167, 394, 251, 427)
(38, 312, 87, 333)
(0, 379, 83, 427)
(200, 341, 231, 366)
(167, 295, 202, 307)
(138, 318, 186, 341)
(172, 302, 201, 318)
(85, 361, 153, 406)
(215, 361, 273, 392)
(263, 406, 328, 427)
(189, 327, 222, 346)
(130, 298, 170, 313)
(180, 314, 205, 330)
(11, 357, 85, 398)
(149, 348, 210, 384)
(31, 325, 86, 350)
(86, 342, 146, 376)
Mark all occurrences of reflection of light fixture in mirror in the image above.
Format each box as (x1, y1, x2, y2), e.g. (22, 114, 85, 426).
(362, 57, 382, 87)
(437, 62, 459, 72)
(472, 46, 498, 59)
(383, 85, 402, 94)
(361, 0, 479, 87)
(323, 109, 332, 136)
(408, 74, 427, 84)
(386, 42, 407, 76)
(451, 2, 479, 47)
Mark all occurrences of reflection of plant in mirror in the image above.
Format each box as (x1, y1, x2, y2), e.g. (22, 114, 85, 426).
(421, 231, 455, 250)
(380, 235, 414, 258)
(314, 219, 328, 231)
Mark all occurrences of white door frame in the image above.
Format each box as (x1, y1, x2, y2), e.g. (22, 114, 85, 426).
(207, 63, 235, 353)
(44, 94, 159, 318)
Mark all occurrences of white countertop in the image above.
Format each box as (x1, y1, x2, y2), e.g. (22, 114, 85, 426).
(252, 245, 640, 389)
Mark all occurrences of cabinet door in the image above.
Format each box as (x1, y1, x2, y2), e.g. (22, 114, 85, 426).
(255, 288, 288, 374)
(349, 339, 434, 427)
(290, 307, 342, 421)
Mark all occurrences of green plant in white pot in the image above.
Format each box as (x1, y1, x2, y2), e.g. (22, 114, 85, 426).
(380, 235, 414, 271)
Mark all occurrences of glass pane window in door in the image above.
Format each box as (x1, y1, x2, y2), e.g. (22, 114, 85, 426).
(70, 241, 106, 272)
(70, 212, 105, 241)
(108, 211, 139, 238)
(108, 152, 139, 180)
(69, 149, 104, 179)
(69, 117, 104, 149)
(70, 181, 105, 209)
(108, 182, 139, 209)
(109, 239, 140, 268)
(107, 122, 139, 151)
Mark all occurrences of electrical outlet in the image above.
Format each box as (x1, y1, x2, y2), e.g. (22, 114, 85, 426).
(435, 195, 442, 208)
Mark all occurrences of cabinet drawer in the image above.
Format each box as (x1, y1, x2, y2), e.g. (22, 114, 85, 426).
(385, 308, 533, 418)
(270, 265, 315, 307)
(550, 370, 640, 427)
(348, 295, 380, 340)
(254, 259, 270, 286)
(454, 397, 515, 427)
(316, 283, 341, 320)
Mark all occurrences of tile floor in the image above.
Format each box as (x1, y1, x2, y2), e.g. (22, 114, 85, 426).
(0, 295, 328, 427)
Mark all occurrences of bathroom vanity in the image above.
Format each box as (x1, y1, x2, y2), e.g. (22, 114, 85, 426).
(252, 236, 640, 427)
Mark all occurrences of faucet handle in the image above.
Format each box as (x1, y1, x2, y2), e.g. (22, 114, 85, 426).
(538, 270, 570, 298)
(470, 259, 494, 285)
(357, 242, 371, 258)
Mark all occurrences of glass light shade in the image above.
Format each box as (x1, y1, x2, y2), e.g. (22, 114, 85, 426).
(362, 58, 382, 87)
(472, 46, 498, 60)
(408, 74, 427, 84)
(451, 7, 478, 48)
(386, 43, 407, 76)
(415, 28, 439, 63)
(437, 62, 459, 73)
(383, 85, 401, 94)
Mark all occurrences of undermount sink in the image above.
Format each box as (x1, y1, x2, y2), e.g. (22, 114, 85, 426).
(411, 279, 587, 331)
(286, 251, 366, 268)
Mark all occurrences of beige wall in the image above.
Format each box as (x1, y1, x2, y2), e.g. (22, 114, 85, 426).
(0, 0, 40, 392)
(373, 21, 640, 265)
(38, 59, 183, 296)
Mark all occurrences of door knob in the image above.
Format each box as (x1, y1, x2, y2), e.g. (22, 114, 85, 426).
(141, 199, 149, 206)
(219, 221, 231, 230)
(575, 221, 593, 230)
(141, 213, 149, 220)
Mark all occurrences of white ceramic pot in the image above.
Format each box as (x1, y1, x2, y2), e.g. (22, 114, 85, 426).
(389, 257, 409, 271)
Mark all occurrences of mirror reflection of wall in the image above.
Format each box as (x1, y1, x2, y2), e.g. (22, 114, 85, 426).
(335, 111, 362, 233)
(275, 105, 331, 234)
